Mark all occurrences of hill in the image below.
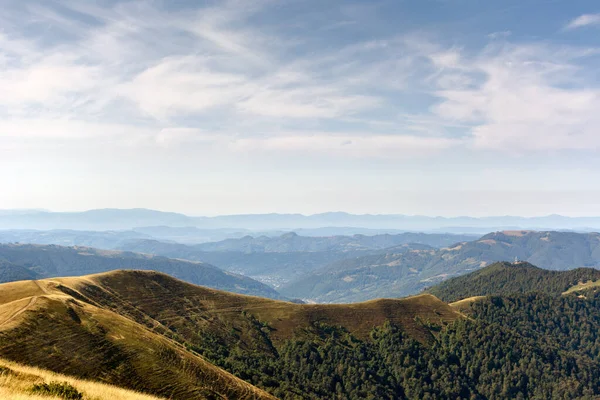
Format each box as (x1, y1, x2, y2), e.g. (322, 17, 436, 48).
(0, 260, 39, 283)
(0, 274, 276, 400)
(426, 261, 600, 302)
(0, 358, 164, 400)
(118, 239, 435, 287)
(281, 231, 600, 303)
(5, 270, 600, 398)
(0, 271, 461, 399)
(192, 232, 473, 252)
(0, 243, 282, 299)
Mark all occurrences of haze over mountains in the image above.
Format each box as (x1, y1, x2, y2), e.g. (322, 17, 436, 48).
(0, 243, 282, 299)
(282, 231, 600, 302)
(2, 208, 600, 233)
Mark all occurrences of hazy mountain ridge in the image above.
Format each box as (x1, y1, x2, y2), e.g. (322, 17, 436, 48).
(3, 208, 600, 231)
(282, 231, 600, 303)
(0, 243, 282, 299)
(117, 238, 439, 287)
(192, 231, 474, 252)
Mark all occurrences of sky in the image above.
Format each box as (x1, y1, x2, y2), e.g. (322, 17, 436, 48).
(1, 0, 600, 217)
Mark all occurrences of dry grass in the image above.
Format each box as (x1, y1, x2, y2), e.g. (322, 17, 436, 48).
(449, 296, 486, 312)
(0, 278, 277, 400)
(562, 280, 600, 295)
(0, 358, 164, 400)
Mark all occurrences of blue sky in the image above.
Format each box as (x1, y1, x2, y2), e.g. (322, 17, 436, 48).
(1, 0, 600, 216)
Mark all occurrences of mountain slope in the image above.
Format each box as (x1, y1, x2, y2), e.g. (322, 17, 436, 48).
(4, 270, 600, 399)
(0, 260, 39, 283)
(0, 271, 462, 399)
(426, 261, 600, 302)
(281, 231, 600, 302)
(0, 275, 276, 400)
(192, 232, 472, 252)
(118, 239, 435, 287)
(0, 358, 164, 400)
(0, 243, 282, 299)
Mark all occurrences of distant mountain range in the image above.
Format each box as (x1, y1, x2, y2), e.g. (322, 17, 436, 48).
(2, 208, 600, 232)
(281, 231, 600, 303)
(0, 243, 282, 299)
(115, 232, 473, 286)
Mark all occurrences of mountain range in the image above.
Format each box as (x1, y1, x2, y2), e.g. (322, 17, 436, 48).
(281, 230, 600, 302)
(0, 243, 282, 299)
(115, 232, 473, 286)
(3, 208, 600, 232)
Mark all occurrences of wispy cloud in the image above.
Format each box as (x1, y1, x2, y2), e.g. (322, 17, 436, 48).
(566, 13, 600, 30)
(1, 0, 600, 159)
(431, 42, 600, 151)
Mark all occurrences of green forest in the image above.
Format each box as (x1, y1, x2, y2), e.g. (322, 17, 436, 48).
(189, 290, 600, 399)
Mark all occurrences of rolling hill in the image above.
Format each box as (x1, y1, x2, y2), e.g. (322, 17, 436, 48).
(191, 231, 475, 252)
(0, 243, 282, 299)
(0, 271, 461, 399)
(426, 261, 600, 302)
(0, 274, 276, 400)
(3, 270, 600, 398)
(281, 231, 600, 303)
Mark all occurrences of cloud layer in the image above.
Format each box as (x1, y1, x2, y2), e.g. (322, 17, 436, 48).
(1, 1, 599, 158)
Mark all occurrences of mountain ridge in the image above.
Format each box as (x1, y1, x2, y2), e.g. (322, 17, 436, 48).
(3, 208, 600, 231)
(0, 243, 283, 299)
(281, 230, 600, 303)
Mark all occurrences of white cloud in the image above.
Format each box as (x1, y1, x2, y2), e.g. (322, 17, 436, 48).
(431, 43, 600, 151)
(1, 0, 600, 159)
(566, 13, 600, 29)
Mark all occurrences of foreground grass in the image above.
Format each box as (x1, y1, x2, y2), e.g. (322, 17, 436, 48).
(0, 359, 164, 400)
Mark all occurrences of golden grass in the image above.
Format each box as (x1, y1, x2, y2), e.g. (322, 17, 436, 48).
(449, 296, 486, 312)
(0, 358, 164, 400)
(562, 280, 600, 295)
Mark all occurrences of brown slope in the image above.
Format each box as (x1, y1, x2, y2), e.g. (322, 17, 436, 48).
(52, 270, 462, 346)
(0, 279, 275, 400)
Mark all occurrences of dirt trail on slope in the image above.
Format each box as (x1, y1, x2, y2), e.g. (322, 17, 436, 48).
(0, 296, 38, 328)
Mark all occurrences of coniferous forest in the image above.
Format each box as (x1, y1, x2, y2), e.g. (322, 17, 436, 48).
(189, 291, 600, 399)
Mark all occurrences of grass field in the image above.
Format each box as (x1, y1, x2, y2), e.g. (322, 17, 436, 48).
(0, 358, 163, 400)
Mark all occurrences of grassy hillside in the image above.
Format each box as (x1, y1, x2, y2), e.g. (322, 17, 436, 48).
(4, 270, 600, 398)
(282, 230, 600, 303)
(427, 261, 600, 302)
(0, 358, 164, 400)
(0, 271, 461, 399)
(0, 243, 282, 299)
(0, 276, 276, 400)
(52, 270, 460, 345)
